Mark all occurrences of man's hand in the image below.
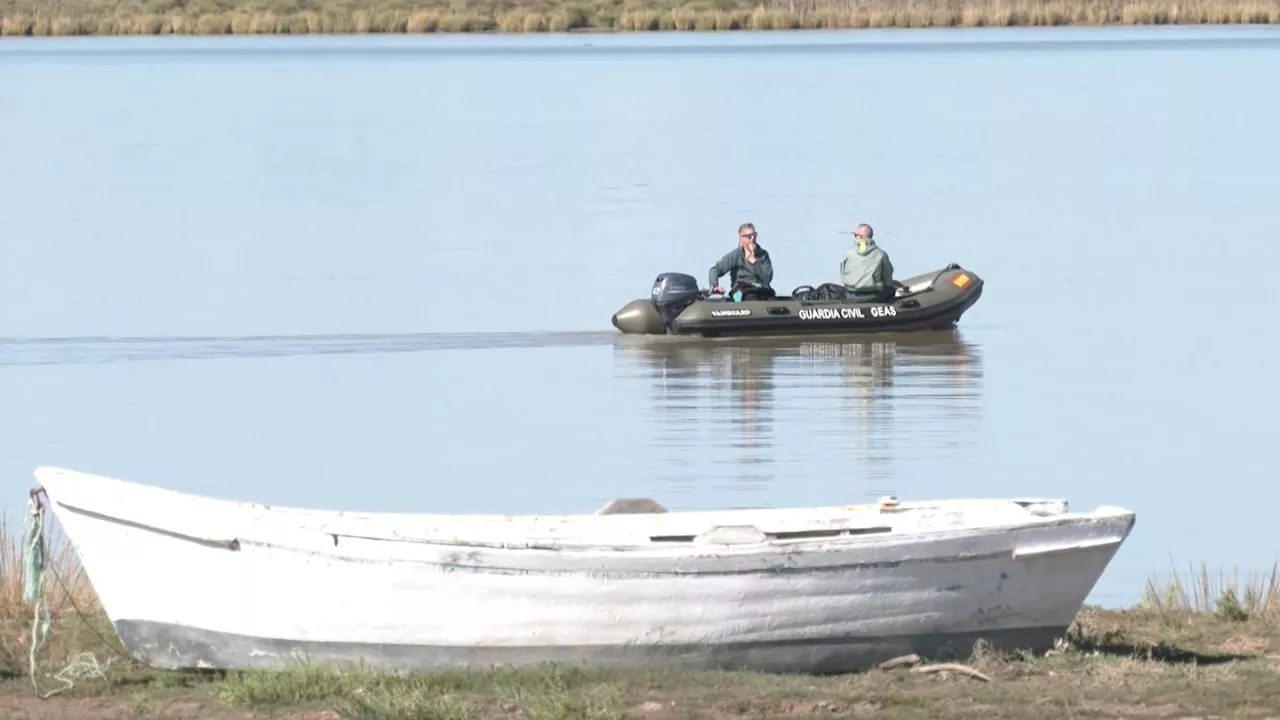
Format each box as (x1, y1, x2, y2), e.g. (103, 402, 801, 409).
(712, 285, 724, 294)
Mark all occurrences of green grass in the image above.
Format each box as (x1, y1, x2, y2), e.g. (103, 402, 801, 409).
(1, 0, 1278, 36)
(215, 664, 635, 719)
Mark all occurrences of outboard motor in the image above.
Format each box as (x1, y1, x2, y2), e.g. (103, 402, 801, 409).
(650, 272, 702, 332)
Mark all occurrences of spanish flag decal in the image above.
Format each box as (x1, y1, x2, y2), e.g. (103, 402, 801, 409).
(952, 274, 971, 288)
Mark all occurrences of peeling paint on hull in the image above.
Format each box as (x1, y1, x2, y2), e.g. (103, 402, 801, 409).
(114, 619, 1070, 674)
(33, 466, 1136, 675)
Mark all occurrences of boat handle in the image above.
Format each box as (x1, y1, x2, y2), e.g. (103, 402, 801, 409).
(766, 306, 790, 315)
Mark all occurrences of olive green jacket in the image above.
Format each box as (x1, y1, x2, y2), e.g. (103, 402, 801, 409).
(840, 239, 894, 294)
(708, 245, 773, 289)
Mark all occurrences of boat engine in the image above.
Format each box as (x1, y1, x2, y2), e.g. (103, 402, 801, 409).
(650, 272, 702, 332)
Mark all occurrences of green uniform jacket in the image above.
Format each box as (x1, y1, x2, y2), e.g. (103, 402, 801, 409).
(840, 239, 894, 295)
(708, 245, 774, 289)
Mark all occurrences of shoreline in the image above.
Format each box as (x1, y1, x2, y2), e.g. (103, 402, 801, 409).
(2, 520, 1279, 718)
(2, 1, 1279, 37)
(3, 602, 1280, 718)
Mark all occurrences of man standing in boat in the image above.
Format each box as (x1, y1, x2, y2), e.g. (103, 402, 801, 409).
(709, 222, 775, 301)
(841, 223, 904, 302)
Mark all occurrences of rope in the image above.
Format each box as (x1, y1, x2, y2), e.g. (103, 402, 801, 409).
(21, 489, 122, 699)
(23, 492, 53, 696)
(43, 652, 116, 697)
(22, 494, 45, 606)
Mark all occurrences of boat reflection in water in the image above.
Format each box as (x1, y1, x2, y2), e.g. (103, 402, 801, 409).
(611, 329, 984, 500)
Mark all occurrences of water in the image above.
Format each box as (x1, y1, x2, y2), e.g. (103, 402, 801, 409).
(2, 26, 1280, 607)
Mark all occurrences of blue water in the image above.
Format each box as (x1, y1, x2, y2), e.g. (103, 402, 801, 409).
(3, 25, 1280, 607)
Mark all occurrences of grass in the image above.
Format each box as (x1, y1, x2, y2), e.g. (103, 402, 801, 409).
(3, 521, 1280, 719)
(0, 0, 1278, 37)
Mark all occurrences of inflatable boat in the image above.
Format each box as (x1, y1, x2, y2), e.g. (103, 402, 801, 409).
(611, 264, 983, 337)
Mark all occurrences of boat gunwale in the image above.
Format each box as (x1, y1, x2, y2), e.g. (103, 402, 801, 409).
(671, 277, 983, 335)
(45, 501, 1136, 578)
(34, 465, 1074, 525)
(44, 495, 1137, 568)
(32, 467, 1135, 562)
(685, 267, 979, 310)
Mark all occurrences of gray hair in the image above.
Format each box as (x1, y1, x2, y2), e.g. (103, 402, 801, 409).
(856, 223, 873, 239)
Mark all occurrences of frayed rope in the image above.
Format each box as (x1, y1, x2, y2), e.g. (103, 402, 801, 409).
(23, 490, 115, 699)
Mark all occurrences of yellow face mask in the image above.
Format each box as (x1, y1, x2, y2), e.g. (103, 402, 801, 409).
(856, 240, 868, 253)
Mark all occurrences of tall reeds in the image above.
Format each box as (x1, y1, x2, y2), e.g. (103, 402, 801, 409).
(0, 513, 99, 620)
(1142, 560, 1280, 622)
(1, 0, 1278, 35)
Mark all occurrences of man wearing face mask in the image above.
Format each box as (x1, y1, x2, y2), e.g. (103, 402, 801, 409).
(841, 223, 904, 301)
(709, 222, 775, 301)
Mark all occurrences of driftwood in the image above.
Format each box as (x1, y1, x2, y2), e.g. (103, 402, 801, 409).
(875, 653, 922, 670)
(874, 653, 993, 682)
(910, 663, 993, 682)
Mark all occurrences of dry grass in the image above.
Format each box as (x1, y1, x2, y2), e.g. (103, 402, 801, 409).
(0, 515, 98, 621)
(2, 521, 1280, 718)
(0, 0, 1277, 36)
(1141, 559, 1280, 622)
(0, 511, 112, 691)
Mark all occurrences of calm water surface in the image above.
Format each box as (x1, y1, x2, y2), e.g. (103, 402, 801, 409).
(3, 26, 1280, 606)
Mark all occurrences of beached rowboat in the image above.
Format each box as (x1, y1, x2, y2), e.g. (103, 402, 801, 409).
(32, 466, 1135, 674)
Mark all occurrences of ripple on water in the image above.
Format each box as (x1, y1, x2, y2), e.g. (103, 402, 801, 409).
(0, 330, 621, 366)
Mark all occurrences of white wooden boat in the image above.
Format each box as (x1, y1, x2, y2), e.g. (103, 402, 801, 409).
(32, 466, 1135, 675)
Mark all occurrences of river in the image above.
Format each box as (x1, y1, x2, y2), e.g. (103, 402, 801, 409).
(2, 26, 1279, 607)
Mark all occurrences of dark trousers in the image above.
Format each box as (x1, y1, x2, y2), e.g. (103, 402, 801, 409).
(736, 286, 776, 301)
(847, 288, 894, 303)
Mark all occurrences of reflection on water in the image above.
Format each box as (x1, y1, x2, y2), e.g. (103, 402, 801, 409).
(613, 330, 983, 498)
(3, 329, 984, 509)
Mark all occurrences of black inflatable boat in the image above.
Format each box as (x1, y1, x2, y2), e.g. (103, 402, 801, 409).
(611, 264, 984, 337)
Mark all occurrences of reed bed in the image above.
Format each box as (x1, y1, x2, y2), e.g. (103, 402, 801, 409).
(1141, 559, 1280, 622)
(0, 515, 98, 620)
(1, 0, 1277, 36)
